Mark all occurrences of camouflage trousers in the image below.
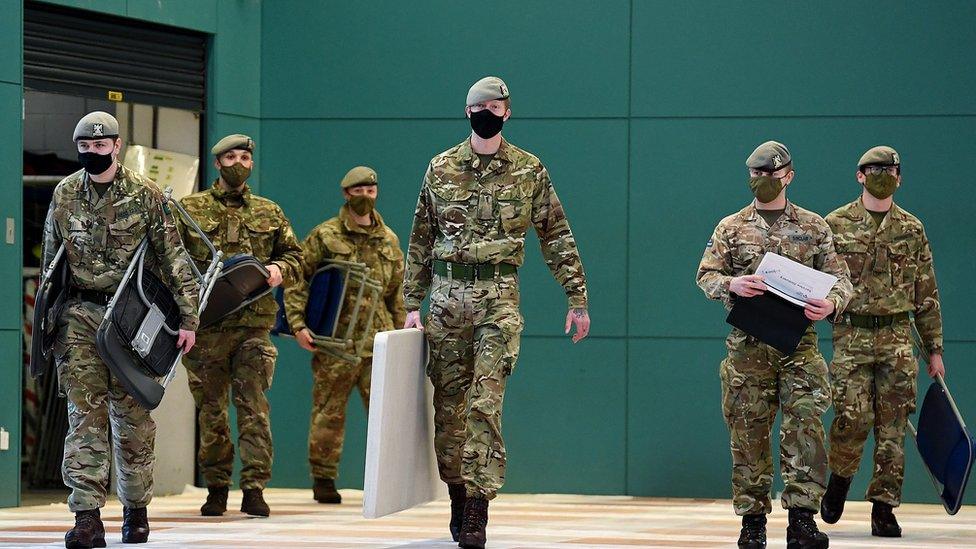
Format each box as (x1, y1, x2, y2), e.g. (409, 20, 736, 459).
(308, 353, 371, 480)
(55, 299, 156, 512)
(828, 320, 917, 506)
(720, 329, 831, 515)
(183, 327, 277, 489)
(426, 274, 523, 500)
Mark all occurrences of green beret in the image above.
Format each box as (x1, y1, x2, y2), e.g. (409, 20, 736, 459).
(73, 111, 119, 141)
(466, 76, 510, 106)
(341, 166, 378, 189)
(746, 140, 792, 171)
(211, 134, 255, 156)
(858, 145, 900, 168)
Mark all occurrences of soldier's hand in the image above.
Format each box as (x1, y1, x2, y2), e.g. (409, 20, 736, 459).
(803, 298, 834, 321)
(928, 353, 946, 378)
(296, 328, 316, 352)
(404, 310, 424, 330)
(266, 264, 283, 287)
(565, 308, 590, 343)
(730, 275, 767, 297)
(177, 329, 196, 353)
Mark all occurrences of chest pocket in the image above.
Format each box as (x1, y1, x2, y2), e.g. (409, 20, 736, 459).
(778, 239, 817, 266)
(183, 216, 219, 263)
(888, 238, 919, 287)
(61, 213, 92, 265)
(732, 243, 765, 273)
(430, 183, 474, 239)
(496, 184, 531, 234)
(243, 217, 280, 262)
(324, 238, 354, 261)
(834, 236, 870, 283)
(107, 214, 144, 256)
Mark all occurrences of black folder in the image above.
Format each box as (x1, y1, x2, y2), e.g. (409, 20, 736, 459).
(726, 290, 811, 355)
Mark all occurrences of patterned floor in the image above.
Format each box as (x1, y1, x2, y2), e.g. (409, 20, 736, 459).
(0, 488, 973, 548)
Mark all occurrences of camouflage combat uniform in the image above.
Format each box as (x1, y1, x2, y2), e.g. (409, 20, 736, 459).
(825, 200, 942, 506)
(179, 182, 303, 490)
(696, 201, 853, 515)
(404, 138, 588, 500)
(283, 205, 405, 481)
(42, 164, 200, 512)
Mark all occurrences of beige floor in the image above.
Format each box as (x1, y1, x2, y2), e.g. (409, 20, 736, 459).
(0, 488, 973, 548)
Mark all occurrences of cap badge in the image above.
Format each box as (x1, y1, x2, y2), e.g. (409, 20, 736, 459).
(772, 154, 783, 168)
(892, 152, 899, 164)
(92, 123, 104, 137)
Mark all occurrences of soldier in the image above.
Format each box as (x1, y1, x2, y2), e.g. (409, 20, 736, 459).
(284, 166, 405, 504)
(696, 141, 853, 549)
(43, 111, 200, 548)
(403, 76, 590, 549)
(179, 134, 303, 518)
(820, 146, 945, 537)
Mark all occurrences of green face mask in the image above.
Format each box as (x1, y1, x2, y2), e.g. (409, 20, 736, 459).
(348, 195, 375, 216)
(864, 172, 898, 200)
(748, 175, 784, 203)
(219, 162, 251, 188)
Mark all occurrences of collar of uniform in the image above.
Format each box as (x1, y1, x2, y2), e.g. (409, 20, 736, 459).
(743, 200, 799, 223)
(850, 197, 904, 224)
(80, 162, 124, 193)
(340, 203, 386, 235)
(460, 137, 514, 170)
(210, 180, 252, 205)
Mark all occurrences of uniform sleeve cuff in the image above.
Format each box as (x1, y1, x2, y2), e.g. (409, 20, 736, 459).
(568, 296, 588, 309)
(404, 298, 423, 311)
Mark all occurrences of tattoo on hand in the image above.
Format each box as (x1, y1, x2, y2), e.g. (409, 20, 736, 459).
(573, 308, 586, 319)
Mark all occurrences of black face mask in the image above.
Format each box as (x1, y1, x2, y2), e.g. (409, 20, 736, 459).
(469, 109, 505, 139)
(78, 152, 115, 175)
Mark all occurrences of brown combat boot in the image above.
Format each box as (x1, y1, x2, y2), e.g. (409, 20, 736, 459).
(121, 506, 149, 544)
(448, 483, 466, 542)
(313, 478, 341, 504)
(200, 485, 229, 516)
(458, 496, 489, 549)
(241, 488, 271, 517)
(64, 508, 106, 549)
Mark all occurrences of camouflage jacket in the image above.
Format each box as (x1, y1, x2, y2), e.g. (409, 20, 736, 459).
(42, 164, 200, 331)
(826, 199, 943, 354)
(404, 138, 588, 310)
(179, 182, 303, 330)
(284, 206, 406, 357)
(697, 201, 853, 315)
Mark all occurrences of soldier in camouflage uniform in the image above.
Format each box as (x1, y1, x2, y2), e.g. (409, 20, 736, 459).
(403, 76, 590, 549)
(283, 166, 405, 504)
(820, 146, 945, 537)
(179, 134, 303, 518)
(696, 141, 852, 549)
(43, 111, 200, 548)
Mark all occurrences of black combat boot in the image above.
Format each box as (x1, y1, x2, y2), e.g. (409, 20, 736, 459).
(820, 473, 852, 524)
(458, 496, 489, 549)
(448, 483, 466, 542)
(200, 485, 229, 516)
(64, 508, 106, 549)
(870, 500, 902, 537)
(241, 488, 271, 517)
(738, 513, 767, 548)
(313, 478, 341, 504)
(786, 508, 829, 549)
(121, 506, 150, 544)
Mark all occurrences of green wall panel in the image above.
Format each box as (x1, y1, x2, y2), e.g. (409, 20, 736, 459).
(261, 119, 627, 338)
(505, 337, 627, 494)
(37, 0, 125, 16)
(0, 84, 23, 331)
(0, 330, 21, 507)
(261, 0, 630, 119)
(629, 116, 976, 340)
(212, 0, 261, 117)
(0, 1, 22, 85)
(631, 1, 976, 117)
(126, 0, 217, 33)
